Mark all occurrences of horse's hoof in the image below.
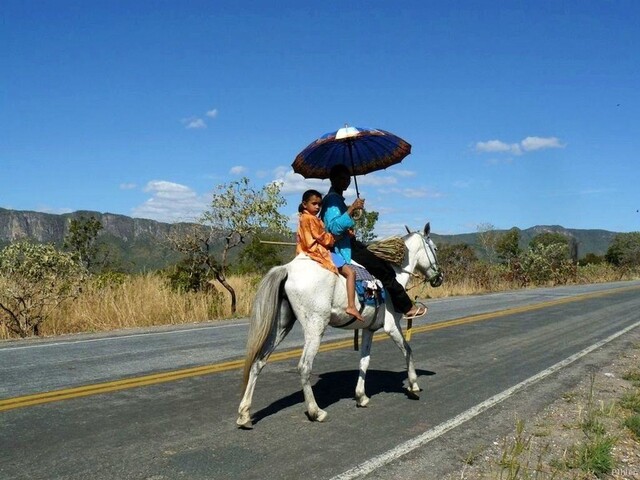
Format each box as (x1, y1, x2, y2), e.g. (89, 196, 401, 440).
(356, 395, 370, 408)
(406, 388, 420, 400)
(236, 415, 253, 429)
(316, 409, 328, 422)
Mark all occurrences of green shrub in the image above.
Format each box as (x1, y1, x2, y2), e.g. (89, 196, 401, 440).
(520, 243, 575, 285)
(0, 242, 84, 337)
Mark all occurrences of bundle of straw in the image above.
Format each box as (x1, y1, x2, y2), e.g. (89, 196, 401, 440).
(367, 236, 407, 265)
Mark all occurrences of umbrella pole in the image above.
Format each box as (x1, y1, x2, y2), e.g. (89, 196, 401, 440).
(347, 141, 360, 198)
(352, 173, 360, 198)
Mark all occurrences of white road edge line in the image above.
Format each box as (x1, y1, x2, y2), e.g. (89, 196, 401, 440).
(331, 319, 640, 480)
(0, 322, 244, 351)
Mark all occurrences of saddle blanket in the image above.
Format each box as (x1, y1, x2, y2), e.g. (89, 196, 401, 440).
(350, 263, 385, 307)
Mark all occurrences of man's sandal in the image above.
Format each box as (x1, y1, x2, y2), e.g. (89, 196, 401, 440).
(403, 304, 428, 320)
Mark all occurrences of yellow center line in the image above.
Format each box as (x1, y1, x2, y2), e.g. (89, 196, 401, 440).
(1, 285, 638, 412)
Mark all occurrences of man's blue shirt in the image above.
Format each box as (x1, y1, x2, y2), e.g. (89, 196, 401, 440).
(320, 187, 355, 263)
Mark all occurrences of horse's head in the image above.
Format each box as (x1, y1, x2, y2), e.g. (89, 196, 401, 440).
(405, 222, 444, 288)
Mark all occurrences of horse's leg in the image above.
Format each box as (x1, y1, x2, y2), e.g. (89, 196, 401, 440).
(298, 330, 328, 422)
(384, 316, 420, 396)
(237, 297, 295, 428)
(237, 356, 267, 428)
(355, 328, 374, 407)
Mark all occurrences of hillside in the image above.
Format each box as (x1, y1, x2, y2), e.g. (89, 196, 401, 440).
(0, 208, 619, 271)
(0, 208, 193, 272)
(433, 225, 617, 259)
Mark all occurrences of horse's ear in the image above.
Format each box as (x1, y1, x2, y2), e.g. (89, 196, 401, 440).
(405, 225, 412, 234)
(424, 222, 431, 236)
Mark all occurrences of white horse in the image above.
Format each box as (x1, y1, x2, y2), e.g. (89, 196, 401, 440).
(236, 223, 444, 428)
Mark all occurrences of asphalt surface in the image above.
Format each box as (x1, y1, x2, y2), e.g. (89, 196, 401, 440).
(1, 280, 639, 479)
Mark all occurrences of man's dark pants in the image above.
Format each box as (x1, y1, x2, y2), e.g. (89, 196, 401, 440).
(350, 240, 413, 314)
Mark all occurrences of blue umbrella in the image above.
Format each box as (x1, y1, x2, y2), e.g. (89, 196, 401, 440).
(292, 125, 412, 196)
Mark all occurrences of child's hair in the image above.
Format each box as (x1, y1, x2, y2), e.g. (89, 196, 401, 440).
(298, 189, 323, 213)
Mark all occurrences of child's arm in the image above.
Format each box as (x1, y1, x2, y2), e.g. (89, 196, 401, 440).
(309, 217, 335, 248)
(299, 215, 334, 249)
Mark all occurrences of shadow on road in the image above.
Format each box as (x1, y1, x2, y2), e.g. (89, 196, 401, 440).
(251, 368, 436, 425)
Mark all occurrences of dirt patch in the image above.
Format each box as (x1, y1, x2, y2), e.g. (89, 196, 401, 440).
(446, 341, 640, 479)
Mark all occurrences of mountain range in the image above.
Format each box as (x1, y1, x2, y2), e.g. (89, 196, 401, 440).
(0, 208, 618, 272)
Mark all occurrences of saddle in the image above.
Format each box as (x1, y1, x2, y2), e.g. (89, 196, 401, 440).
(350, 263, 385, 307)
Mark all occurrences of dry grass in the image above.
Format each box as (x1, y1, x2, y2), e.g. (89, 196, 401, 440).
(408, 275, 514, 300)
(0, 265, 638, 340)
(23, 273, 262, 338)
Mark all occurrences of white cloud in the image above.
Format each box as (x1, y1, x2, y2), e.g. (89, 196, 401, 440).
(392, 169, 417, 177)
(181, 107, 218, 130)
(475, 140, 522, 155)
(520, 136, 565, 151)
(119, 182, 137, 190)
(476, 136, 565, 156)
(272, 168, 330, 196)
(131, 180, 208, 223)
(356, 173, 398, 187)
(183, 118, 206, 129)
(230, 166, 247, 175)
(374, 221, 410, 238)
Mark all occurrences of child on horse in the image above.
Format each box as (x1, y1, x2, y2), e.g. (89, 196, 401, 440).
(296, 189, 363, 322)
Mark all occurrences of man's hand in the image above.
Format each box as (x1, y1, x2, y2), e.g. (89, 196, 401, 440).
(348, 198, 365, 216)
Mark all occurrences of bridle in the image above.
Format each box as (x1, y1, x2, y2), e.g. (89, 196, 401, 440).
(402, 230, 444, 289)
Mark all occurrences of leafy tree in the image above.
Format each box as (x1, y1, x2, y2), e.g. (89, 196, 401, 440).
(521, 242, 575, 285)
(529, 232, 569, 249)
(165, 257, 213, 293)
(0, 242, 84, 337)
(183, 178, 290, 314)
(166, 224, 219, 293)
(354, 210, 379, 244)
(496, 227, 521, 265)
(578, 253, 604, 266)
(605, 232, 640, 267)
(437, 243, 478, 283)
(530, 231, 578, 264)
(63, 216, 104, 272)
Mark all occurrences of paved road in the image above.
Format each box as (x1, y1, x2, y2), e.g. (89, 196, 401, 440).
(1, 280, 639, 479)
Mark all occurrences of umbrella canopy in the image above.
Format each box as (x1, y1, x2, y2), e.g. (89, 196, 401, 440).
(292, 125, 411, 180)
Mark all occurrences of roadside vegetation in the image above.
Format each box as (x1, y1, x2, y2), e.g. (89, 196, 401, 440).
(1, 179, 639, 340)
(450, 341, 640, 479)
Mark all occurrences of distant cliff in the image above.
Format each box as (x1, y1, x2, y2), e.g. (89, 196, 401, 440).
(0, 208, 196, 272)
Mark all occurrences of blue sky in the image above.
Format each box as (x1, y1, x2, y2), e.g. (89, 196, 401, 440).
(2, 1, 639, 236)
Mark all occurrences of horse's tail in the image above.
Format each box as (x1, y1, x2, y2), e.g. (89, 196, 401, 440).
(242, 265, 289, 391)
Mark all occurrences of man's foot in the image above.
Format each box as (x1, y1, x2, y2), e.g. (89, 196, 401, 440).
(346, 306, 364, 322)
(403, 305, 427, 320)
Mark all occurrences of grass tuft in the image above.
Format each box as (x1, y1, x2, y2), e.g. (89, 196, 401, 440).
(624, 414, 640, 438)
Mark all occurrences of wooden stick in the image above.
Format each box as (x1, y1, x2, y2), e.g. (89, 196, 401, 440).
(258, 240, 296, 246)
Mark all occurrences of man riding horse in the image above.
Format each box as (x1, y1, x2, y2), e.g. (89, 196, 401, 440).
(320, 164, 428, 320)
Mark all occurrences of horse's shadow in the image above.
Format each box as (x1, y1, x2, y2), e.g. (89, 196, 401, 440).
(251, 368, 436, 425)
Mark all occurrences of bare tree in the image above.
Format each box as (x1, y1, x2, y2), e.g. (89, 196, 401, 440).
(194, 177, 290, 313)
(477, 223, 499, 263)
